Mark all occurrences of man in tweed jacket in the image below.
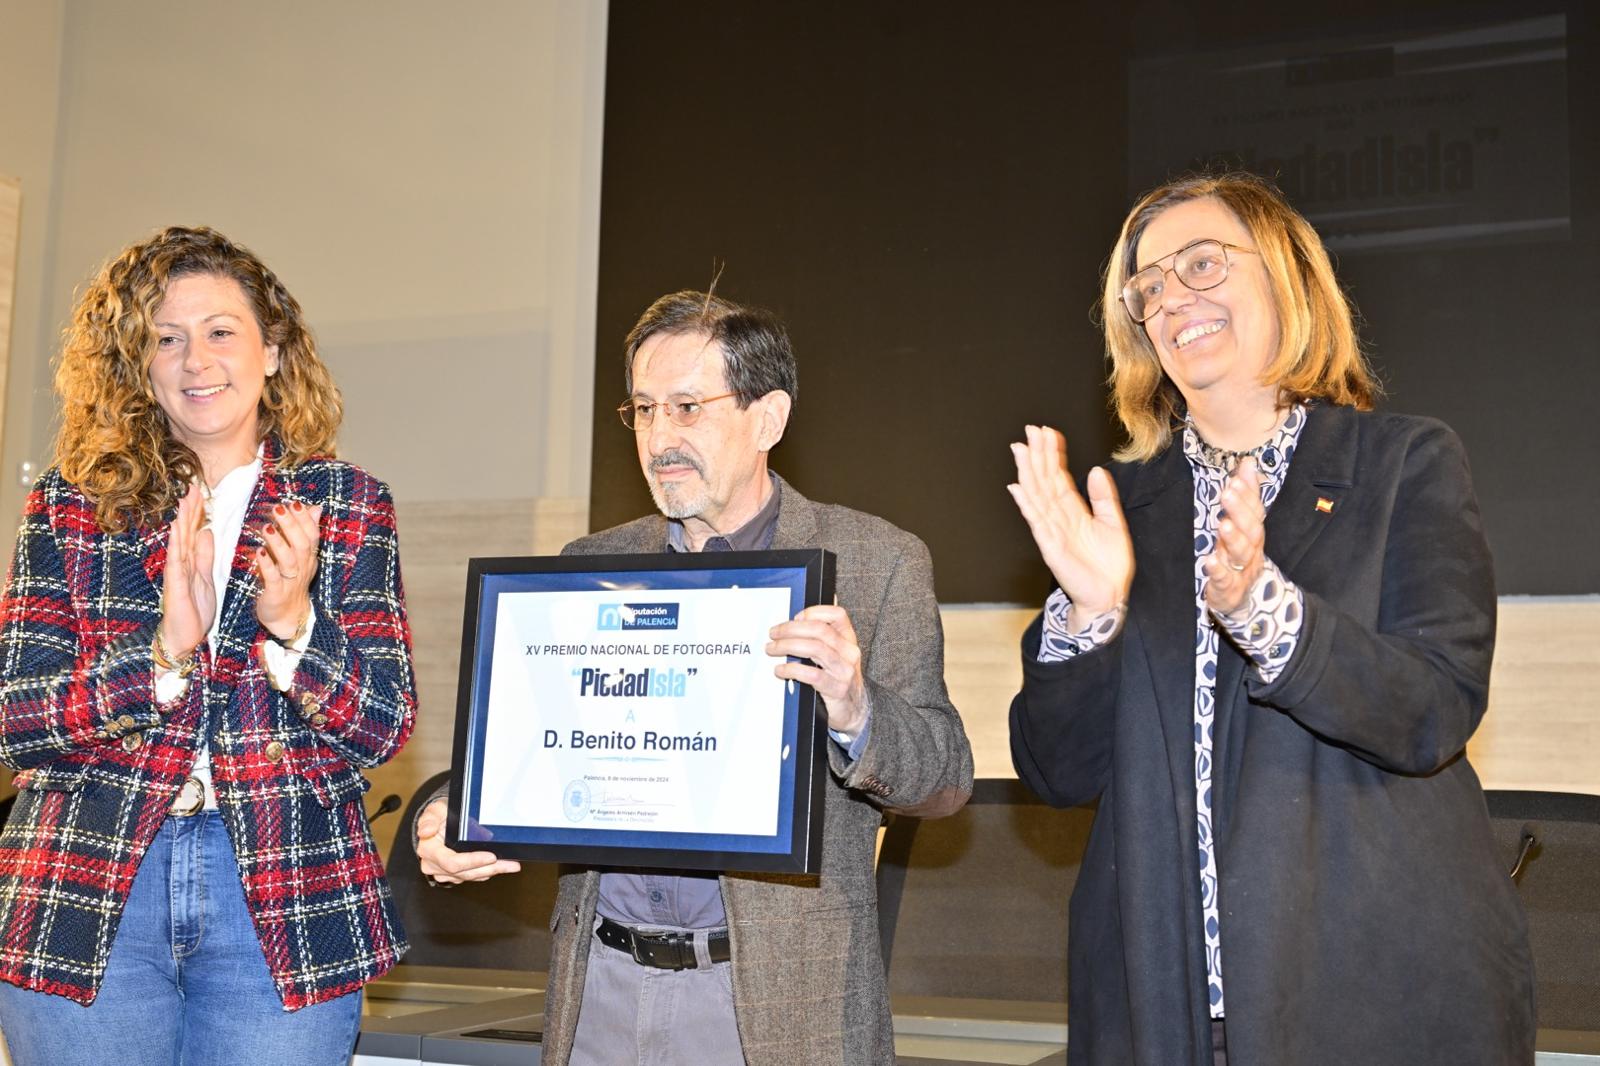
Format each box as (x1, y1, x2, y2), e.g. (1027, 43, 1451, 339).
(418, 290, 973, 1065)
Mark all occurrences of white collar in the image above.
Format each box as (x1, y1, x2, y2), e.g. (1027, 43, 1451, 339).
(202, 446, 265, 523)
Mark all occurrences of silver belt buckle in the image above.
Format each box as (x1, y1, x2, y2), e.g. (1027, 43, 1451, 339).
(634, 929, 693, 970)
(170, 775, 205, 817)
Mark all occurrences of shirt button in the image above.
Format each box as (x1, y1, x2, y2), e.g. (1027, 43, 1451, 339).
(120, 734, 143, 753)
(264, 740, 286, 763)
(309, 713, 328, 728)
(116, 714, 137, 731)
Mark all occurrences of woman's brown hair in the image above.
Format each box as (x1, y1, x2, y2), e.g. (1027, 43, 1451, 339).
(53, 226, 342, 531)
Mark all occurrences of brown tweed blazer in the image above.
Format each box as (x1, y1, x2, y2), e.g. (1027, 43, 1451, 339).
(540, 476, 974, 1066)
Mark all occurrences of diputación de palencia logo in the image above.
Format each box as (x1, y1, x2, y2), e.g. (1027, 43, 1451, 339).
(597, 602, 680, 631)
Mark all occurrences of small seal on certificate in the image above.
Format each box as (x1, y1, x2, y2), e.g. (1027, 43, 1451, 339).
(563, 779, 592, 822)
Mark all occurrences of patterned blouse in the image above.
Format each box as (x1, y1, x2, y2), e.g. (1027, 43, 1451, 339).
(1037, 403, 1310, 1018)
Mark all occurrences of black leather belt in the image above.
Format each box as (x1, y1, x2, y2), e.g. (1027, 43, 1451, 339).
(596, 915, 731, 970)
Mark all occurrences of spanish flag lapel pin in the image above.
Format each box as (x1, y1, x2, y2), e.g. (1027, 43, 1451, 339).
(1315, 496, 1335, 514)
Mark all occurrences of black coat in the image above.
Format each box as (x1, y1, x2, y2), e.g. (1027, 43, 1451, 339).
(1011, 404, 1536, 1066)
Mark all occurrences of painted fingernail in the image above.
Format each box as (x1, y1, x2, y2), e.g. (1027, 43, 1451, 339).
(274, 505, 287, 515)
(290, 501, 303, 512)
(264, 523, 277, 537)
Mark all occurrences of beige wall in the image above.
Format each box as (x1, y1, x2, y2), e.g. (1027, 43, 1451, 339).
(0, 1, 607, 820)
(0, 177, 21, 436)
(1, 0, 606, 524)
(0, 0, 66, 521)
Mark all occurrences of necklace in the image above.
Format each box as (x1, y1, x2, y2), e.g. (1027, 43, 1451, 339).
(1184, 405, 1306, 477)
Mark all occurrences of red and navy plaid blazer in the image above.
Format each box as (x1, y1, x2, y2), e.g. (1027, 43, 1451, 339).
(0, 439, 416, 1008)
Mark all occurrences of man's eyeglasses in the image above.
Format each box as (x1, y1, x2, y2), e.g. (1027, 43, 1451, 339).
(617, 392, 739, 431)
(1121, 239, 1257, 323)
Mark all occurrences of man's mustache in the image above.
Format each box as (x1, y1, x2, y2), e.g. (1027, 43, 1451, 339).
(650, 451, 704, 477)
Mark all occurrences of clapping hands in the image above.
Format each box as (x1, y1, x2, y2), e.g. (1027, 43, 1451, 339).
(254, 500, 323, 642)
(1202, 457, 1265, 617)
(159, 482, 216, 657)
(1007, 425, 1135, 627)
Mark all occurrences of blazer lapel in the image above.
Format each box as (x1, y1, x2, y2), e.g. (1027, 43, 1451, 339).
(621, 515, 669, 552)
(1262, 403, 1359, 576)
(768, 475, 818, 550)
(1123, 447, 1202, 818)
(1213, 404, 1359, 841)
(212, 443, 289, 677)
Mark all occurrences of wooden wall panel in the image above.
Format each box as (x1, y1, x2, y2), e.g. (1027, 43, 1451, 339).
(1470, 599, 1600, 795)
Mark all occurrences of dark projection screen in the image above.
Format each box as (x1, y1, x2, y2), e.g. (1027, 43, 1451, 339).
(590, 1, 1599, 602)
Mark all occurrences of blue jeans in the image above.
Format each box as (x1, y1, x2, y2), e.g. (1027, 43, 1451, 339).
(0, 812, 361, 1066)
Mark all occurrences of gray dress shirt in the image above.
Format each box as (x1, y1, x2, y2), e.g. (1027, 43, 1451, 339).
(595, 477, 783, 930)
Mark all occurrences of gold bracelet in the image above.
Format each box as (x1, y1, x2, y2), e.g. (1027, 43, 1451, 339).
(274, 606, 313, 647)
(152, 627, 197, 678)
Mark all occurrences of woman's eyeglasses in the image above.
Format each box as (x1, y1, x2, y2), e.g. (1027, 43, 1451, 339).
(1121, 239, 1257, 323)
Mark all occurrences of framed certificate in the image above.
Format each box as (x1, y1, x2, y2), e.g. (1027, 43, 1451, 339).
(445, 550, 836, 874)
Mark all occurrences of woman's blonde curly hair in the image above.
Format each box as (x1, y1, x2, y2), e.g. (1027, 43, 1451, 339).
(53, 226, 342, 532)
(1101, 172, 1379, 461)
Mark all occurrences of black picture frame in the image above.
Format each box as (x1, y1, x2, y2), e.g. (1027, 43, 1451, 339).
(445, 549, 835, 874)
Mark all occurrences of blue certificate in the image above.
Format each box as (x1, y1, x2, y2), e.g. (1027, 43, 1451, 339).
(446, 550, 834, 874)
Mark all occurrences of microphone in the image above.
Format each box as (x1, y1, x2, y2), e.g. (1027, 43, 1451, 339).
(367, 793, 403, 824)
(1508, 822, 1540, 881)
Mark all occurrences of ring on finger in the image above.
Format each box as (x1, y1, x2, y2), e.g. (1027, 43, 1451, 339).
(1227, 560, 1247, 572)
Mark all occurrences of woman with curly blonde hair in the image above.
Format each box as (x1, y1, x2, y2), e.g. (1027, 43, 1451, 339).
(0, 226, 416, 1065)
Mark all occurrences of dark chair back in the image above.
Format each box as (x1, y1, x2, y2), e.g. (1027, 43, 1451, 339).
(876, 777, 1093, 1005)
(1485, 789, 1600, 1032)
(385, 770, 560, 970)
